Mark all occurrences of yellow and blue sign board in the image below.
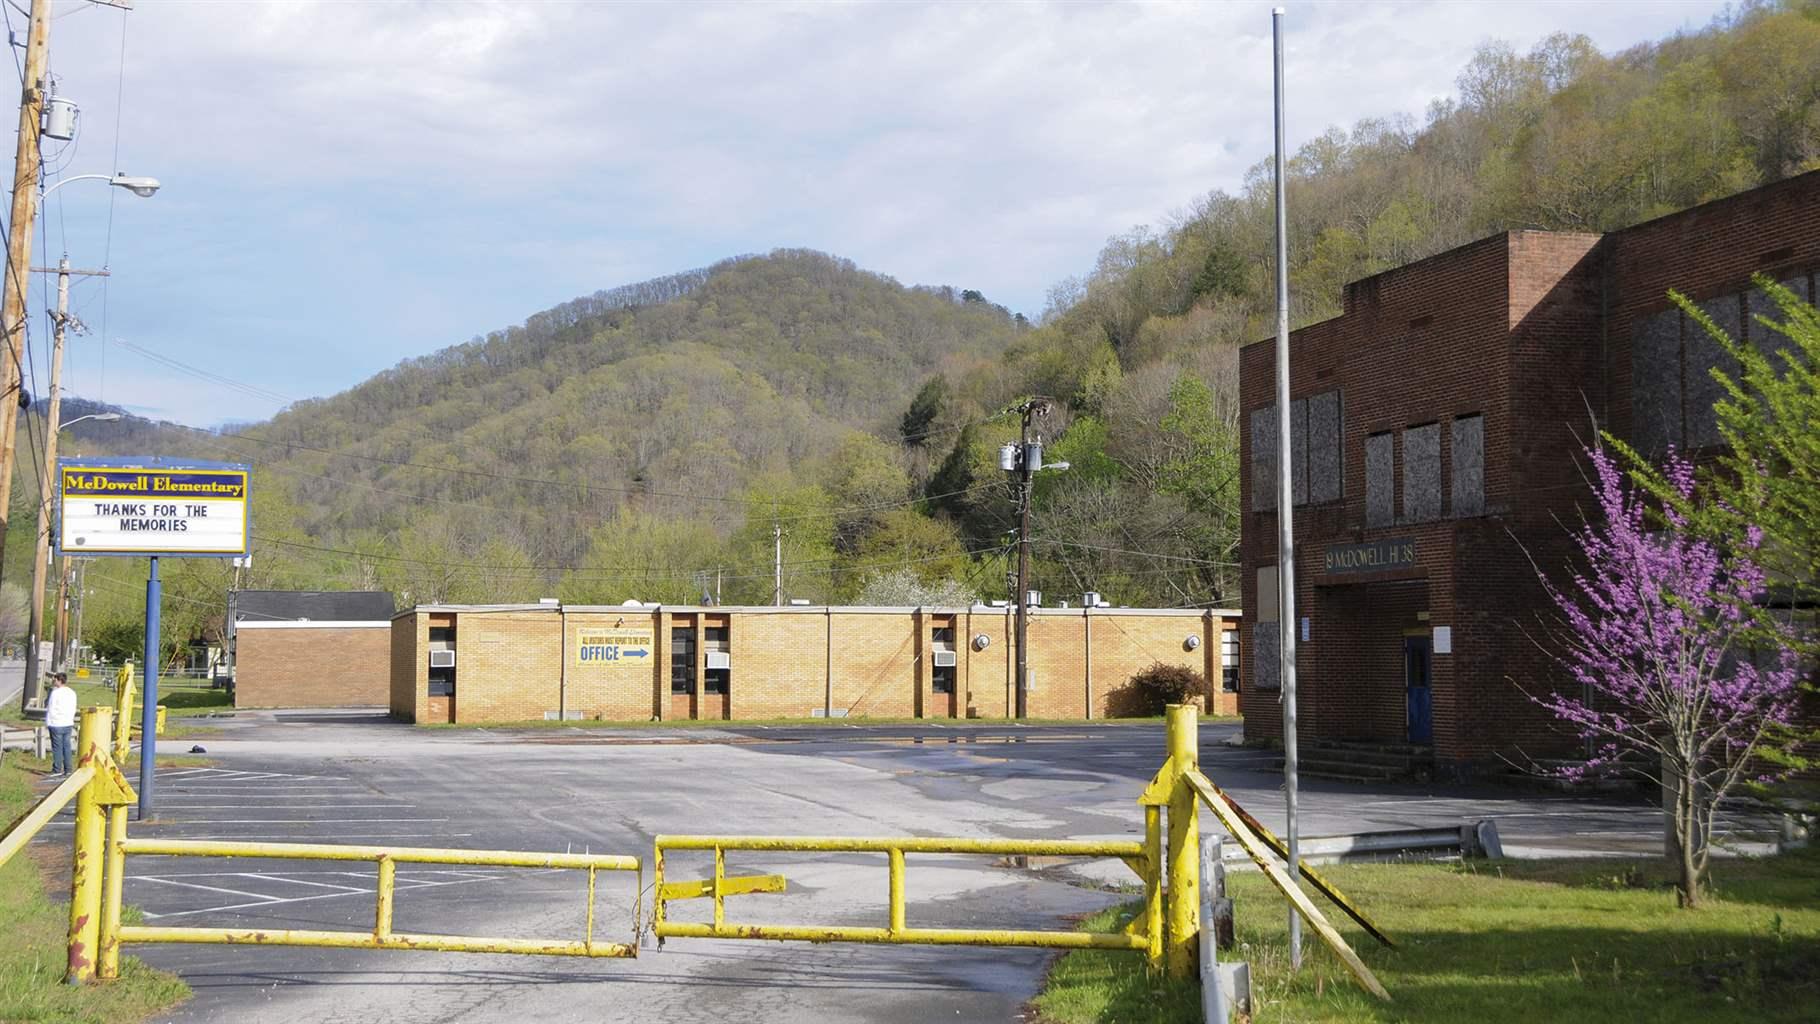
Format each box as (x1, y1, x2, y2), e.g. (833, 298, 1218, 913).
(57, 457, 251, 558)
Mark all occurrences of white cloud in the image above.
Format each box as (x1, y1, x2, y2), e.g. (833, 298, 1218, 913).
(36, 0, 1728, 425)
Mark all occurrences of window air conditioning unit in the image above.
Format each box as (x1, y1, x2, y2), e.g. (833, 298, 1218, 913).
(705, 651, 731, 670)
(429, 650, 456, 668)
(933, 650, 957, 668)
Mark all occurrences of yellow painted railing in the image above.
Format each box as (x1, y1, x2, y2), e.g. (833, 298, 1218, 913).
(113, 839, 641, 960)
(0, 696, 1394, 1000)
(653, 833, 1158, 957)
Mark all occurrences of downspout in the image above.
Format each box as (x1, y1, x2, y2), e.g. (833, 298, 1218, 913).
(1083, 604, 1092, 720)
(558, 604, 567, 722)
(824, 606, 833, 718)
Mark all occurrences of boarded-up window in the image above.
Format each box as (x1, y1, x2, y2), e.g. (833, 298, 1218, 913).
(1403, 424, 1441, 522)
(1290, 397, 1309, 506)
(1308, 391, 1342, 504)
(1249, 406, 1276, 512)
(1451, 415, 1485, 518)
(1255, 566, 1279, 623)
(1251, 624, 1280, 691)
(1687, 295, 1741, 449)
(1747, 275, 1811, 378)
(1251, 390, 1342, 510)
(1631, 307, 1682, 458)
(1365, 432, 1394, 527)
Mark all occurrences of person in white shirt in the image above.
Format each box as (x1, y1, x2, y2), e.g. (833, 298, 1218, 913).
(44, 673, 77, 776)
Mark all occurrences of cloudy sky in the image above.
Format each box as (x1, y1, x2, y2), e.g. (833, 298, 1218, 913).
(35, 0, 1727, 426)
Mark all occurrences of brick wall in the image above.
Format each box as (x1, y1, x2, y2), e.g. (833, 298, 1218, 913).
(563, 611, 663, 720)
(389, 614, 420, 720)
(232, 624, 391, 708)
(387, 604, 1236, 724)
(450, 610, 562, 723)
(1237, 171, 1820, 773)
(733, 610, 843, 717)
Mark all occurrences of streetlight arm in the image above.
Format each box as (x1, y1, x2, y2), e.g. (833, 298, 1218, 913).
(41, 174, 111, 198)
(42, 173, 160, 199)
(59, 413, 121, 430)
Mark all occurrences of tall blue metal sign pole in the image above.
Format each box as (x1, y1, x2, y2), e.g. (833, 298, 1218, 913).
(54, 456, 250, 822)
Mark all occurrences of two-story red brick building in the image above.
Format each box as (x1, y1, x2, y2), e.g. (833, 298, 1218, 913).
(1238, 170, 1819, 778)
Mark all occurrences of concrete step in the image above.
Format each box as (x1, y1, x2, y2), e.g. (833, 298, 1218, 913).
(1301, 747, 1428, 769)
(1271, 756, 1405, 781)
(1313, 739, 1433, 757)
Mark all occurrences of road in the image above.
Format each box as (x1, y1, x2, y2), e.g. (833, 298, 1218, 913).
(33, 710, 1698, 1023)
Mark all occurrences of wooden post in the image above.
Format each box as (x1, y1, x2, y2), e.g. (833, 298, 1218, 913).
(0, 0, 51, 691)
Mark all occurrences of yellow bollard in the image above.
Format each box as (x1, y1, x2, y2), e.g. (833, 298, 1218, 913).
(100, 685, 134, 980)
(67, 707, 110, 984)
(1165, 703, 1200, 979)
(1144, 804, 1164, 972)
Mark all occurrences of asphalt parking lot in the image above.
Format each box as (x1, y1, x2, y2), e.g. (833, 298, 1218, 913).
(32, 710, 1722, 1023)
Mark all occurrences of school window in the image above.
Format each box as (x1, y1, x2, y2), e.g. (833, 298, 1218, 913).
(1450, 414, 1485, 517)
(704, 625, 730, 695)
(1365, 432, 1394, 527)
(427, 625, 455, 697)
(1221, 630, 1240, 693)
(670, 627, 696, 695)
(1402, 423, 1442, 522)
(931, 625, 956, 695)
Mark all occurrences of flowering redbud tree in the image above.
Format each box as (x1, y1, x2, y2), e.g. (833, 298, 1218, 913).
(1533, 445, 1802, 907)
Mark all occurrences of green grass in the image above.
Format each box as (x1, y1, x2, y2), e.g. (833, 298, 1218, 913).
(0, 759, 189, 1022)
(1034, 847, 1820, 1023)
(2, 678, 231, 732)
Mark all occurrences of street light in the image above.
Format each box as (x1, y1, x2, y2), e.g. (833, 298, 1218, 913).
(60, 412, 122, 430)
(20, 173, 158, 709)
(42, 172, 161, 199)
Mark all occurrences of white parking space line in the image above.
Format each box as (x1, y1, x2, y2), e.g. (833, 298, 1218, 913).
(150, 822, 455, 829)
(166, 833, 476, 841)
(158, 804, 412, 810)
(136, 877, 284, 902)
(133, 869, 511, 920)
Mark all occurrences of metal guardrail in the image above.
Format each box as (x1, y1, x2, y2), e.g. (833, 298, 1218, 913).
(115, 839, 641, 959)
(2, 700, 1401, 1000)
(653, 834, 1156, 954)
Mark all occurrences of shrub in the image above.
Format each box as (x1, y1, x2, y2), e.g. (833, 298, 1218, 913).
(1109, 662, 1207, 718)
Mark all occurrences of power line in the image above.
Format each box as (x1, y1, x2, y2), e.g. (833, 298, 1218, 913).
(247, 532, 1000, 584)
(160, 418, 1001, 522)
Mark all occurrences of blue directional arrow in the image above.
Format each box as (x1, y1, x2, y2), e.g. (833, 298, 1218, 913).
(624, 649, 649, 658)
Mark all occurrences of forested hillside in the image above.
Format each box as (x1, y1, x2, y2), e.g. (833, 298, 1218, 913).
(30, 0, 1820, 658)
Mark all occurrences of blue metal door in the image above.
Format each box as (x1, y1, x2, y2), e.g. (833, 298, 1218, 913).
(1404, 635, 1433, 744)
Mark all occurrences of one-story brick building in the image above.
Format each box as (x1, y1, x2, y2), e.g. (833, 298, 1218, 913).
(389, 603, 1240, 724)
(232, 590, 396, 708)
(1238, 169, 1819, 778)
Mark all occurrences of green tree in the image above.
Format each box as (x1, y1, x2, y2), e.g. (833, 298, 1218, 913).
(559, 508, 720, 607)
(900, 376, 950, 447)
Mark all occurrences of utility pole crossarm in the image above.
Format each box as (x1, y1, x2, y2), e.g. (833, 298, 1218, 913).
(30, 266, 109, 277)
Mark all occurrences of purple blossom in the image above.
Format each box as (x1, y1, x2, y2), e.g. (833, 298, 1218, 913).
(1531, 446, 1804, 904)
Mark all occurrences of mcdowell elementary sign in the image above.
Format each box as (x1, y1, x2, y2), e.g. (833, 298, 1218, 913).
(57, 458, 250, 557)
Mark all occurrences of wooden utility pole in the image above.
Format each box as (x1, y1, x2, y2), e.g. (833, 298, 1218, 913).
(24, 258, 106, 703)
(1012, 398, 1047, 719)
(0, 0, 51, 611)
